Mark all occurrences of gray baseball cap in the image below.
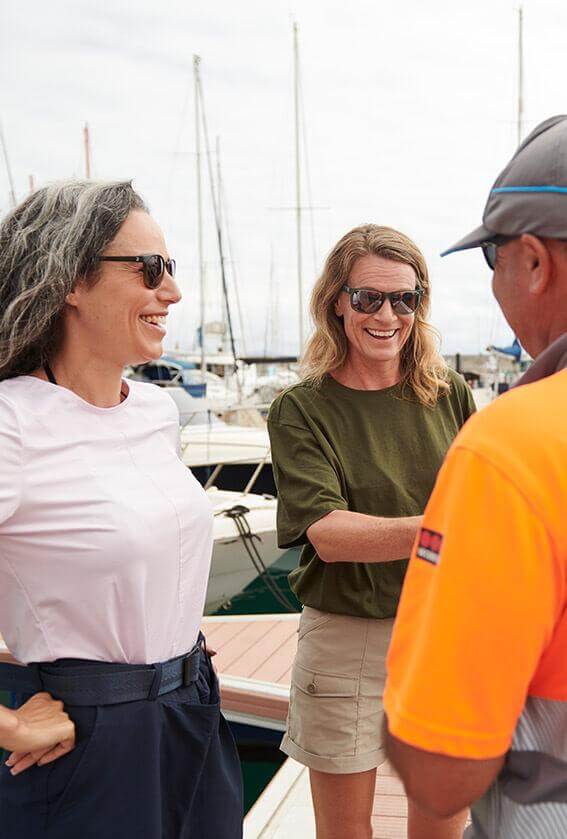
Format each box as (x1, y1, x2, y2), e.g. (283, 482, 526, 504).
(442, 115, 567, 256)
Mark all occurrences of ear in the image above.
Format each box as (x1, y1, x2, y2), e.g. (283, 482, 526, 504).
(334, 294, 345, 318)
(65, 279, 87, 309)
(520, 234, 551, 297)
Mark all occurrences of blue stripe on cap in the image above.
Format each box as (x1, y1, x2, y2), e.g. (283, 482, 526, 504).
(492, 186, 567, 194)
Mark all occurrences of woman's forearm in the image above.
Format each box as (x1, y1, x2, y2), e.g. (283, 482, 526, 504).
(307, 509, 423, 564)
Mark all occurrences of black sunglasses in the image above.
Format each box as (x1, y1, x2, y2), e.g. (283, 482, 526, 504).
(98, 255, 176, 289)
(342, 285, 423, 315)
(480, 236, 515, 270)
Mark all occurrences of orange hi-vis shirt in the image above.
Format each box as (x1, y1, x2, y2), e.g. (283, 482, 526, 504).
(384, 370, 567, 839)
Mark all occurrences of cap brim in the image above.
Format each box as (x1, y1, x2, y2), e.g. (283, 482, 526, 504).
(440, 224, 493, 257)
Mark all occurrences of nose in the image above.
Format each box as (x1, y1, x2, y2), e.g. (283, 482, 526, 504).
(158, 270, 182, 305)
(370, 298, 398, 323)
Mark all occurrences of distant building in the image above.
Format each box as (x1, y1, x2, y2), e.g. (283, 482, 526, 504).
(444, 353, 530, 391)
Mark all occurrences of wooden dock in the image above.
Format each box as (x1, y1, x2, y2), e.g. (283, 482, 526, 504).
(244, 755, 411, 838)
(204, 614, 413, 838)
(202, 613, 299, 731)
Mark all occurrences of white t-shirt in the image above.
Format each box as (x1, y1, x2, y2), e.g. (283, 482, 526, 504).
(0, 376, 213, 665)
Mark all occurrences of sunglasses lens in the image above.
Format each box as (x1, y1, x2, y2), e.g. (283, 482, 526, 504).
(482, 243, 497, 270)
(167, 259, 176, 278)
(144, 255, 164, 289)
(391, 291, 421, 314)
(352, 290, 383, 313)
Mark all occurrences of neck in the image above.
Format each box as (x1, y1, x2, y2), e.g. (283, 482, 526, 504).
(544, 320, 567, 353)
(331, 352, 401, 391)
(40, 342, 126, 408)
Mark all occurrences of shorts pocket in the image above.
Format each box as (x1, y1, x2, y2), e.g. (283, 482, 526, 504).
(288, 661, 359, 757)
(297, 608, 333, 642)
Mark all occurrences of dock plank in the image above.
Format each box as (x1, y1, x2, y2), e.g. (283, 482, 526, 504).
(230, 620, 298, 680)
(374, 794, 408, 818)
(201, 620, 229, 642)
(214, 620, 279, 672)
(201, 618, 251, 651)
(374, 774, 405, 796)
(371, 815, 407, 838)
(256, 631, 299, 683)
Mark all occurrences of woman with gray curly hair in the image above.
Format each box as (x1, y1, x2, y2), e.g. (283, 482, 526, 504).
(0, 181, 242, 838)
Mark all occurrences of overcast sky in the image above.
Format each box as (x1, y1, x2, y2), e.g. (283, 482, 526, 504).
(2, 0, 567, 357)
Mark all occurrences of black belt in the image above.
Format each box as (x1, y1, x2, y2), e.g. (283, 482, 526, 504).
(0, 642, 203, 706)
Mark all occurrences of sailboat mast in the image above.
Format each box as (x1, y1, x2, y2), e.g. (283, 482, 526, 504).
(195, 69, 242, 398)
(517, 6, 524, 146)
(194, 55, 206, 377)
(293, 22, 303, 352)
(0, 121, 17, 207)
(216, 135, 227, 337)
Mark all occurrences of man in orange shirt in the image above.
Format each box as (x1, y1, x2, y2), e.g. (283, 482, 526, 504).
(383, 115, 567, 838)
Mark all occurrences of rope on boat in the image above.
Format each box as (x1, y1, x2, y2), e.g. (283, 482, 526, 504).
(224, 505, 298, 613)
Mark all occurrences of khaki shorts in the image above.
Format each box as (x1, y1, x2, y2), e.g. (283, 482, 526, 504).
(281, 606, 394, 774)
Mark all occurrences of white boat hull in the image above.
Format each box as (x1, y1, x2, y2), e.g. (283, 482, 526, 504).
(205, 488, 286, 614)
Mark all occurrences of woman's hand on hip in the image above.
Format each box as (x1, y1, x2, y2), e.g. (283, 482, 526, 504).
(2, 692, 75, 775)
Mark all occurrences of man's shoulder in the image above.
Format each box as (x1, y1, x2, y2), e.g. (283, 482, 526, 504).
(455, 370, 567, 467)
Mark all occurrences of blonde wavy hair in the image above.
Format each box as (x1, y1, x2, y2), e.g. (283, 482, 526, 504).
(301, 224, 449, 406)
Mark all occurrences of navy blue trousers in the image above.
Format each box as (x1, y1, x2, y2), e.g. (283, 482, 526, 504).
(0, 651, 243, 838)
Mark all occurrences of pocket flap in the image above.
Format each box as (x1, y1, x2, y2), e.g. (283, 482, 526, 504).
(293, 661, 357, 698)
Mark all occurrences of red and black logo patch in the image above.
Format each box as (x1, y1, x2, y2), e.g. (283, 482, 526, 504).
(416, 528, 444, 565)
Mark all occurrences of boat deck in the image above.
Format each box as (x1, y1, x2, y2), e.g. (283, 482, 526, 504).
(202, 613, 299, 730)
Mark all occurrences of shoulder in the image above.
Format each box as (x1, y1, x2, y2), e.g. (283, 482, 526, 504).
(0, 377, 35, 424)
(445, 367, 466, 392)
(0, 385, 22, 429)
(434, 368, 475, 424)
(268, 380, 326, 426)
(0, 385, 23, 468)
(443, 368, 471, 403)
(454, 370, 566, 475)
(127, 380, 180, 422)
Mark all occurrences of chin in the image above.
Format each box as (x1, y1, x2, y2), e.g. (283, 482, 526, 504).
(366, 342, 404, 363)
(130, 343, 164, 365)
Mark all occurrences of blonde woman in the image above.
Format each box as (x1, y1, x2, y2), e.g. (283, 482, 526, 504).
(268, 225, 474, 839)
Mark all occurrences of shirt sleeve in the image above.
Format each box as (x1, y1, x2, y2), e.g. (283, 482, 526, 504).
(268, 399, 348, 549)
(449, 370, 477, 427)
(461, 380, 477, 423)
(0, 396, 23, 525)
(384, 443, 559, 759)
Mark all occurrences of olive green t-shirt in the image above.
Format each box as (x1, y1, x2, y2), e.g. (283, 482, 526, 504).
(267, 369, 476, 619)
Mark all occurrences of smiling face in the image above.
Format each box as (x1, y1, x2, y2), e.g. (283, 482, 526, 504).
(64, 210, 181, 367)
(334, 253, 419, 377)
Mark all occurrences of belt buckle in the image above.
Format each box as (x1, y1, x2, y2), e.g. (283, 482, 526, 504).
(182, 646, 198, 687)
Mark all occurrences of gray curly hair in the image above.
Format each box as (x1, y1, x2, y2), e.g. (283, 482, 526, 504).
(0, 179, 148, 380)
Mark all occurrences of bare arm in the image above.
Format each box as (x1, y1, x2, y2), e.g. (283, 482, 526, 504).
(0, 693, 75, 775)
(306, 509, 422, 564)
(383, 720, 505, 818)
